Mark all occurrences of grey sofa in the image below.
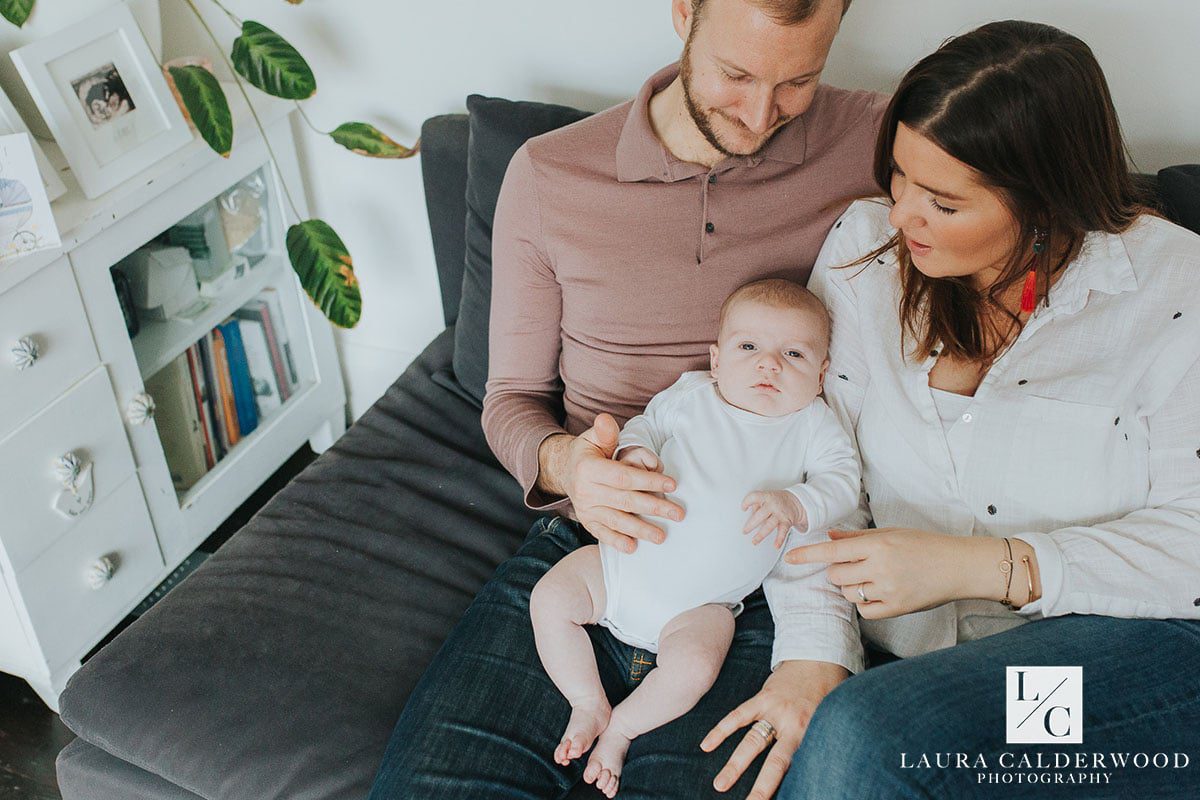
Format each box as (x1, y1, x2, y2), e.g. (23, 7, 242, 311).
(54, 111, 556, 800)
(54, 100, 1200, 800)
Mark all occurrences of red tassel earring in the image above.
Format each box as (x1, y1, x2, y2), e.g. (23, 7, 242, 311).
(1020, 228, 1047, 314)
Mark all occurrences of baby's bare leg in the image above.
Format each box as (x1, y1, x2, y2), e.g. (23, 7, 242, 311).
(583, 604, 736, 798)
(529, 544, 611, 767)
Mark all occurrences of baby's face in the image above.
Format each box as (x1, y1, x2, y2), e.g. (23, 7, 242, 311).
(709, 300, 829, 417)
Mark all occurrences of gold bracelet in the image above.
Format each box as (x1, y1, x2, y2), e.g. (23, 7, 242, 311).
(999, 537, 1015, 608)
(1019, 554, 1034, 606)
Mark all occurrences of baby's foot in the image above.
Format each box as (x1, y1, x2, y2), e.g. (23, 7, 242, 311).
(554, 701, 611, 766)
(582, 726, 633, 798)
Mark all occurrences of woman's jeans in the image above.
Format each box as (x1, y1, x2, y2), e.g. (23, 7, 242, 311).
(370, 515, 1200, 799)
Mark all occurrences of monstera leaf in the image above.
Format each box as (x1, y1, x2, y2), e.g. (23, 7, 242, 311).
(231, 20, 316, 100)
(286, 219, 361, 328)
(331, 122, 419, 159)
(169, 65, 233, 157)
(0, 0, 32, 27)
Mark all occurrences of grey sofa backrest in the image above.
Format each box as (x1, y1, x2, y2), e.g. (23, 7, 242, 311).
(420, 114, 471, 328)
(418, 106, 1198, 334)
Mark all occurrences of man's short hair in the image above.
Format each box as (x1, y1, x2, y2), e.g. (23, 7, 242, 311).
(692, 0, 853, 27)
(717, 278, 831, 352)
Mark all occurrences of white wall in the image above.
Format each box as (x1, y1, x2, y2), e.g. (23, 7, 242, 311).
(162, 1, 1200, 420)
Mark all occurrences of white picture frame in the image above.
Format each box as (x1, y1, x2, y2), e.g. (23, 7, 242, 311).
(11, 3, 193, 200)
(0, 85, 66, 201)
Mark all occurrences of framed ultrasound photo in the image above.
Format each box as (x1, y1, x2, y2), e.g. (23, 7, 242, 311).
(11, 3, 192, 199)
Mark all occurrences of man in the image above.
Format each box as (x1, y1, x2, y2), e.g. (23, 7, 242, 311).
(370, 1, 885, 797)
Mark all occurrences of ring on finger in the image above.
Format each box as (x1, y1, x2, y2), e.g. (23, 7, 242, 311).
(750, 719, 776, 743)
(857, 583, 869, 603)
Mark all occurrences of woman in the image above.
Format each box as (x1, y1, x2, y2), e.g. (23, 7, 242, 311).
(701, 19, 1200, 799)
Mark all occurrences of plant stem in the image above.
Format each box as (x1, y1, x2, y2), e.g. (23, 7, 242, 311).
(206, 0, 242, 30)
(183, 0, 305, 224)
(292, 101, 332, 137)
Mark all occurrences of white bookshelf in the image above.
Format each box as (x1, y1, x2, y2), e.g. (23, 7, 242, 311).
(0, 84, 346, 711)
(131, 251, 286, 379)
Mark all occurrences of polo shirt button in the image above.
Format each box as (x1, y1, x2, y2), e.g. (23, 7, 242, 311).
(708, 174, 717, 184)
(705, 222, 715, 234)
(961, 412, 973, 423)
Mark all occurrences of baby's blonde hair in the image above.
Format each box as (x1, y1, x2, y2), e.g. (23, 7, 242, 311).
(717, 278, 831, 352)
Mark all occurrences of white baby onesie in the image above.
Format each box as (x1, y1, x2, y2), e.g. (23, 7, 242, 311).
(599, 371, 861, 652)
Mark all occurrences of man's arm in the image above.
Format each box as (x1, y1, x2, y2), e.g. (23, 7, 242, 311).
(481, 145, 572, 510)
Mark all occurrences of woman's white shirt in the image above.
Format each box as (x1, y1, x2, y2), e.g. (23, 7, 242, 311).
(808, 199, 1200, 659)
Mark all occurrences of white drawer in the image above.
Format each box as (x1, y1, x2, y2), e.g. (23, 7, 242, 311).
(15, 474, 162, 670)
(0, 256, 100, 441)
(0, 367, 137, 572)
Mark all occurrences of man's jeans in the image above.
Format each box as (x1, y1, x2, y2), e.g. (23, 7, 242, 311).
(370, 515, 1200, 798)
(369, 515, 777, 799)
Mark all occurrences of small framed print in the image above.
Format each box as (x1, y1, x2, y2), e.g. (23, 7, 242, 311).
(11, 3, 192, 199)
(0, 86, 66, 202)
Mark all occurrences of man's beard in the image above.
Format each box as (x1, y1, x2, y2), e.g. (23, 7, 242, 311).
(679, 36, 789, 158)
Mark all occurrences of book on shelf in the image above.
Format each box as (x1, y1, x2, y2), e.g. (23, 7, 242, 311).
(216, 318, 259, 438)
(257, 287, 299, 389)
(196, 333, 229, 460)
(236, 318, 284, 418)
(145, 353, 208, 491)
(234, 299, 292, 402)
(183, 344, 217, 469)
(210, 327, 242, 447)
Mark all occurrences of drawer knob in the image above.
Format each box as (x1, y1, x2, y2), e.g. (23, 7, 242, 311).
(127, 392, 156, 425)
(54, 452, 86, 492)
(86, 554, 118, 589)
(11, 336, 39, 370)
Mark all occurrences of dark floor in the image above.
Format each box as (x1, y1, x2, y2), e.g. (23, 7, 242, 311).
(0, 444, 317, 800)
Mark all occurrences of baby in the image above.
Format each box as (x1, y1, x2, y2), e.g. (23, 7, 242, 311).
(529, 278, 861, 797)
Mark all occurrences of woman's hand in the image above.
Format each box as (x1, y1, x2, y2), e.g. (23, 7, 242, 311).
(700, 659, 848, 799)
(784, 527, 980, 618)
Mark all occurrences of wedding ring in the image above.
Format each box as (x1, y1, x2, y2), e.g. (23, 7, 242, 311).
(857, 584, 869, 603)
(750, 719, 777, 743)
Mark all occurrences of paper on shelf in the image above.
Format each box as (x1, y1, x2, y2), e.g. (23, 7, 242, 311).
(0, 132, 61, 264)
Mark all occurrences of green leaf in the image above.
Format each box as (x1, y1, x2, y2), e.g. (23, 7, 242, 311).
(0, 0, 33, 28)
(168, 65, 233, 157)
(231, 20, 316, 100)
(330, 122, 418, 159)
(286, 219, 361, 328)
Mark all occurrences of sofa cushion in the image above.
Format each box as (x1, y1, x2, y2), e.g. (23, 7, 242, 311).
(1157, 164, 1200, 234)
(452, 95, 590, 406)
(57, 327, 544, 800)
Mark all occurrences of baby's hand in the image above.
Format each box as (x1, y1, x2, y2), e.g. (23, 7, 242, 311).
(741, 490, 808, 548)
(615, 446, 662, 473)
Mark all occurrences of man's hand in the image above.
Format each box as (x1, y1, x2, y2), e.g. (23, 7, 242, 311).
(537, 413, 685, 553)
(700, 660, 848, 799)
(741, 490, 807, 548)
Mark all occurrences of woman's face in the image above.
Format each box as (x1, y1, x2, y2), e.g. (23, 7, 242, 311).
(888, 123, 1021, 289)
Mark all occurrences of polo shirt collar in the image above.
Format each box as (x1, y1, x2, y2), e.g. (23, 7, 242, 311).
(616, 63, 808, 183)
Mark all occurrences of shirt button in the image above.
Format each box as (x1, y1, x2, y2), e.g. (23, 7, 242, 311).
(705, 222, 715, 233)
(708, 174, 717, 184)
(961, 412, 973, 423)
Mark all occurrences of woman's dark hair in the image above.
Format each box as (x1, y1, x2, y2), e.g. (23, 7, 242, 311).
(866, 20, 1153, 364)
